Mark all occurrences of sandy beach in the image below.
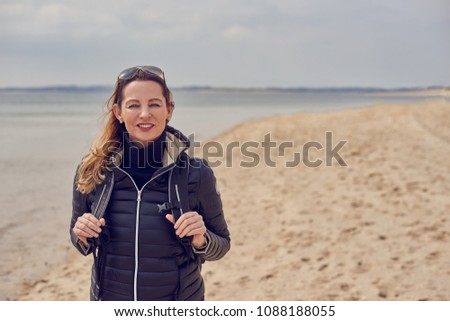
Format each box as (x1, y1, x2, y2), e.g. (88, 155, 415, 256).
(367, 87, 450, 98)
(6, 99, 450, 300)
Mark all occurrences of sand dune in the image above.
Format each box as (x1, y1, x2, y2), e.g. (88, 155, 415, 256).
(17, 100, 450, 300)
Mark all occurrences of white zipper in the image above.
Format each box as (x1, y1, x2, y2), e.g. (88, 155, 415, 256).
(114, 165, 173, 301)
(134, 189, 142, 300)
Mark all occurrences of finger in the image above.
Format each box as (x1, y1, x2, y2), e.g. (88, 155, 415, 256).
(179, 221, 205, 238)
(165, 214, 175, 225)
(98, 218, 106, 226)
(185, 226, 207, 237)
(82, 213, 103, 227)
(74, 223, 99, 238)
(175, 211, 201, 232)
(176, 215, 201, 236)
(78, 215, 103, 231)
(77, 217, 102, 234)
(73, 226, 99, 239)
(174, 211, 197, 229)
(82, 212, 97, 221)
(75, 217, 102, 236)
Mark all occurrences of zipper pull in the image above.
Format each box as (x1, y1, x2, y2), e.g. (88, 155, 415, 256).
(137, 190, 142, 202)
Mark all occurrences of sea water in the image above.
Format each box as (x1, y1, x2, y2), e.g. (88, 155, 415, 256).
(0, 88, 439, 140)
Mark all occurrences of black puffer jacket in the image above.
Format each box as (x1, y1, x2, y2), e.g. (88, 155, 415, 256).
(70, 126, 231, 301)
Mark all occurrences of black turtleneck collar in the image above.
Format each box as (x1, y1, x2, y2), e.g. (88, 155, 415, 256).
(120, 131, 166, 189)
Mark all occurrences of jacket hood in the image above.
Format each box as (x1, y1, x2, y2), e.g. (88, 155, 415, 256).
(163, 125, 190, 166)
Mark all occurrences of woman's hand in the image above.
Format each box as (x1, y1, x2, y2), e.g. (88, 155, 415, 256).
(73, 213, 106, 246)
(166, 211, 206, 248)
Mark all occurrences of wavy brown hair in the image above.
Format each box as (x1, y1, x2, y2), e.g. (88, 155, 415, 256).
(76, 69, 174, 194)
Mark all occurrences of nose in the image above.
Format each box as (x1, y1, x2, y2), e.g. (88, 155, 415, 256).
(139, 106, 152, 119)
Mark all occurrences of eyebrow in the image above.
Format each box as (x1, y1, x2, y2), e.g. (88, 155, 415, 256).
(124, 98, 163, 104)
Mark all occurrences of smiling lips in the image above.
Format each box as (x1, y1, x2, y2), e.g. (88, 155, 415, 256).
(137, 123, 154, 131)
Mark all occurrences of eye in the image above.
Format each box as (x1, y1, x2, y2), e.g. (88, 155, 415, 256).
(127, 103, 140, 108)
(149, 103, 161, 108)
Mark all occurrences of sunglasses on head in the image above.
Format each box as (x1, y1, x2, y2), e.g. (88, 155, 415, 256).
(118, 65, 166, 82)
(116, 66, 167, 105)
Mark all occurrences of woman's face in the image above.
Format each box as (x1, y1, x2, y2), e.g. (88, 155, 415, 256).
(113, 80, 172, 145)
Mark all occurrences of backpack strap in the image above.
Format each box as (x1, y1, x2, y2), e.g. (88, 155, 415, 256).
(90, 171, 114, 300)
(92, 171, 115, 220)
(169, 155, 195, 261)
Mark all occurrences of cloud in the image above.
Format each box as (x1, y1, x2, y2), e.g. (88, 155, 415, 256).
(1, 1, 120, 40)
(0, 0, 448, 87)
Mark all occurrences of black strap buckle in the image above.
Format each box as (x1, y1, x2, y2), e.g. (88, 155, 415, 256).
(157, 201, 181, 213)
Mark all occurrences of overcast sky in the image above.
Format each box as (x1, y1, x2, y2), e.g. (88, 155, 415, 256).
(1, 0, 449, 88)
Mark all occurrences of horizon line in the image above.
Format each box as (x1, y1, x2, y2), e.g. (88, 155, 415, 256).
(0, 84, 449, 92)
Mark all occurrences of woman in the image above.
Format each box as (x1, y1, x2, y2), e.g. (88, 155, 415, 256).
(70, 66, 230, 301)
